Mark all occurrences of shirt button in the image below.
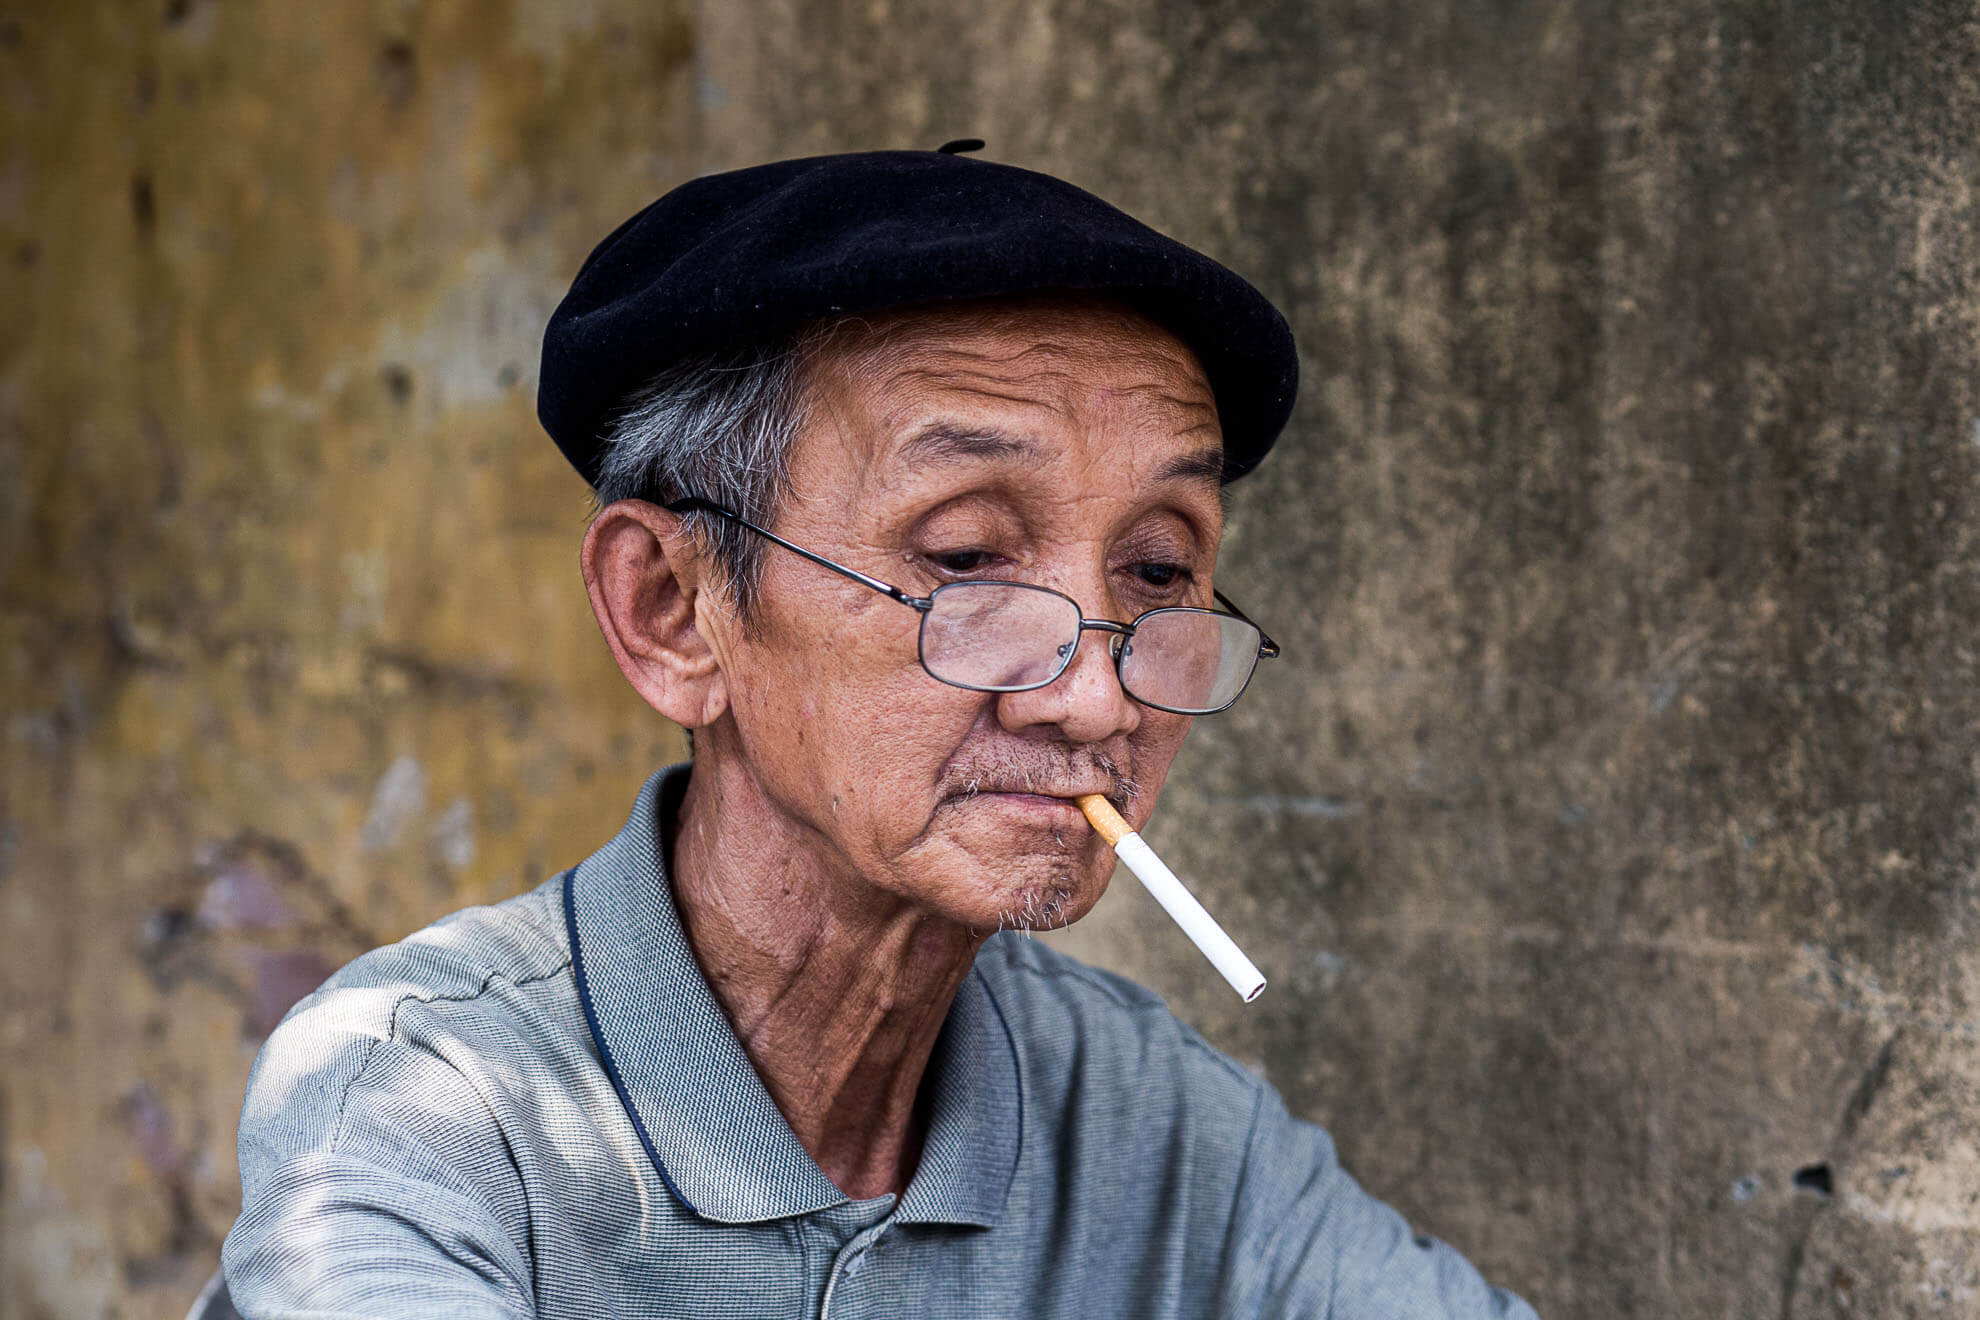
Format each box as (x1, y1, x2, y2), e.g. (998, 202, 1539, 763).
(843, 1251, 865, 1277)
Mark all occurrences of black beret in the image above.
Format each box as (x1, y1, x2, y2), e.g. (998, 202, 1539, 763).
(538, 148, 1298, 485)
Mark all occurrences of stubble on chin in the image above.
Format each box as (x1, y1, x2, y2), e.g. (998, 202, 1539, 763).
(973, 838, 1093, 937)
(994, 882, 1078, 935)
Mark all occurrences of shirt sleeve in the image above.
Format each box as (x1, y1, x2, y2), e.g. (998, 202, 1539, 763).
(1222, 1085, 1541, 1320)
(222, 1011, 537, 1320)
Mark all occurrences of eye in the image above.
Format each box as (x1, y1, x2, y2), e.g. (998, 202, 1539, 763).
(1129, 561, 1190, 589)
(932, 548, 999, 574)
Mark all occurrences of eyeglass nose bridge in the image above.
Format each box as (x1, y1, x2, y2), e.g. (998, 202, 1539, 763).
(1050, 616, 1137, 669)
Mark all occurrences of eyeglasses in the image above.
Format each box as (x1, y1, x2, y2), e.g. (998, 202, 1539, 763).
(664, 497, 1280, 715)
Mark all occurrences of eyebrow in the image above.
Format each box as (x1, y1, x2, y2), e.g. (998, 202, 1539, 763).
(1155, 446, 1227, 485)
(895, 424, 1042, 467)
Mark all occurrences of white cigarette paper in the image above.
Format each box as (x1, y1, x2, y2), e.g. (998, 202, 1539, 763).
(1077, 796, 1267, 1003)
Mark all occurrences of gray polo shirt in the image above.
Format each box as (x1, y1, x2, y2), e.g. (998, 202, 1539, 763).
(223, 765, 1536, 1318)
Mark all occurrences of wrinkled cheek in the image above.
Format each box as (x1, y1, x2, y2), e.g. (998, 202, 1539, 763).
(827, 669, 977, 793)
(1127, 713, 1194, 805)
(740, 642, 983, 849)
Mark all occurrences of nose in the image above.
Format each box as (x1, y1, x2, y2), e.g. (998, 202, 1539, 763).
(994, 621, 1143, 745)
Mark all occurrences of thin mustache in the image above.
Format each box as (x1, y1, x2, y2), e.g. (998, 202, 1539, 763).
(935, 749, 1139, 808)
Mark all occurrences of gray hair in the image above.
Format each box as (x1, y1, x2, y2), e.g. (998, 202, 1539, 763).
(591, 335, 816, 622)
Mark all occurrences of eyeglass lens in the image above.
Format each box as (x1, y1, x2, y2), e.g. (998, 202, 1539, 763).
(1120, 607, 1261, 713)
(918, 582, 1261, 714)
(919, 582, 1080, 690)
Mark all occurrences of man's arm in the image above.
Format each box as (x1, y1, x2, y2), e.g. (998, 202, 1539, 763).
(1221, 1085, 1540, 1320)
(223, 1011, 536, 1319)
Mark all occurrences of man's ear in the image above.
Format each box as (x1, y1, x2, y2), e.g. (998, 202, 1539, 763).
(581, 499, 732, 729)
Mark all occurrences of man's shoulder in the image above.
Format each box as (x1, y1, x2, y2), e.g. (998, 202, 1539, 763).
(271, 871, 576, 1049)
(974, 933, 1265, 1102)
(235, 872, 586, 1177)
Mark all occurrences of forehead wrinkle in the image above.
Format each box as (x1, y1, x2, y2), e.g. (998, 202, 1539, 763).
(887, 332, 1182, 371)
(1112, 387, 1221, 444)
(886, 369, 1086, 418)
(853, 392, 1222, 510)
(794, 308, 1223, 515)
(1137, 386, 1220, 421)
(907, 356, 1205, 413)
(813, 302, 1211, 408)
(867, 366, 1217, 441)
(806, 291, 1211, 394)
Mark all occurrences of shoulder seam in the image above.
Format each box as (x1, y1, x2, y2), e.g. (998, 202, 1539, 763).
(328, 959, 576, 1152)
(327, 1036, 384, 1154)
(1177, 1027, 1267, 1088)
(990, 944, 1164, 1013)
(384, 957, 574, 1045)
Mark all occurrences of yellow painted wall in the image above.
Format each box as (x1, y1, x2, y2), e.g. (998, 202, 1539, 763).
(1, 5, 695, 1312)
(12, 2, 1980, 1316)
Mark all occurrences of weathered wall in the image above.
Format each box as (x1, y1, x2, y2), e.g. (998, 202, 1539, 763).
(6, 1, 1980, 1316)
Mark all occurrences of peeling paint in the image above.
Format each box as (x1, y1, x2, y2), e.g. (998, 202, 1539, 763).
(360, 755, 427, 854)
(430, 795, 477, 871)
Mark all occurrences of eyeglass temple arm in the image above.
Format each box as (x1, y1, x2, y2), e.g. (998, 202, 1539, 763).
(663, 497, 1274, 652)
(1212, 589, 1281, 659)
(660, 497, 933, 610)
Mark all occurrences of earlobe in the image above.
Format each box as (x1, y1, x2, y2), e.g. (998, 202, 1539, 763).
(580, 500, 732, 729)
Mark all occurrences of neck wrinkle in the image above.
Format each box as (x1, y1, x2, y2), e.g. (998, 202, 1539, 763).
(667, 750, 984, 1200)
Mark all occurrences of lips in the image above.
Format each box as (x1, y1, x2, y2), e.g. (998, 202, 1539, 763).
(961, 790, 1084, 819)
(945, 784, 1115, 808)
(940, 788, 1119, 833)
(933, 752, 1130, 819)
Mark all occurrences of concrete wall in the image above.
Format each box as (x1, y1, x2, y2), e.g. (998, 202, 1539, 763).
(5, 1, 1979, 1315)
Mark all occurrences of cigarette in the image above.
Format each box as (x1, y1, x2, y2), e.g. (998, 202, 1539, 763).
(1077, 795, 1267, 1003)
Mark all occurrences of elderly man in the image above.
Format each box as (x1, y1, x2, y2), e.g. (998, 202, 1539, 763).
(221, 147, 1536, 1319)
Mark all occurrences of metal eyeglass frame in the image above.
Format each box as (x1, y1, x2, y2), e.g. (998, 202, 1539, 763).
(663, 496, 1281, 715)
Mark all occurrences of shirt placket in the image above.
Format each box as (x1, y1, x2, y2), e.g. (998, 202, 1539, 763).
(816, 1212, 900, 1319)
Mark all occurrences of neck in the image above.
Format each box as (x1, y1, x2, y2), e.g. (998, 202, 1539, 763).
(667, 751, 983, 1199)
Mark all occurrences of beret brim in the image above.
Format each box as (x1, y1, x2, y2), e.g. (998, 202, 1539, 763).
(538, 150, 1298, 485)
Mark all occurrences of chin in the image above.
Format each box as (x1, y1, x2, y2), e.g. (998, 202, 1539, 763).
(910, 804, 1115, 933)
(966, 858, 1110, 935)
(987, 881, 1082, 933)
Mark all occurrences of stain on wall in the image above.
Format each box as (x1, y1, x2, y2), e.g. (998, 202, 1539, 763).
(0, 2, 696, 1313)
(7, 0, 1980, 1316)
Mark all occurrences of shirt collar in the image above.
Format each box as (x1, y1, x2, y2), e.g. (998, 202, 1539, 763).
(564, 764, 1022, 1228)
